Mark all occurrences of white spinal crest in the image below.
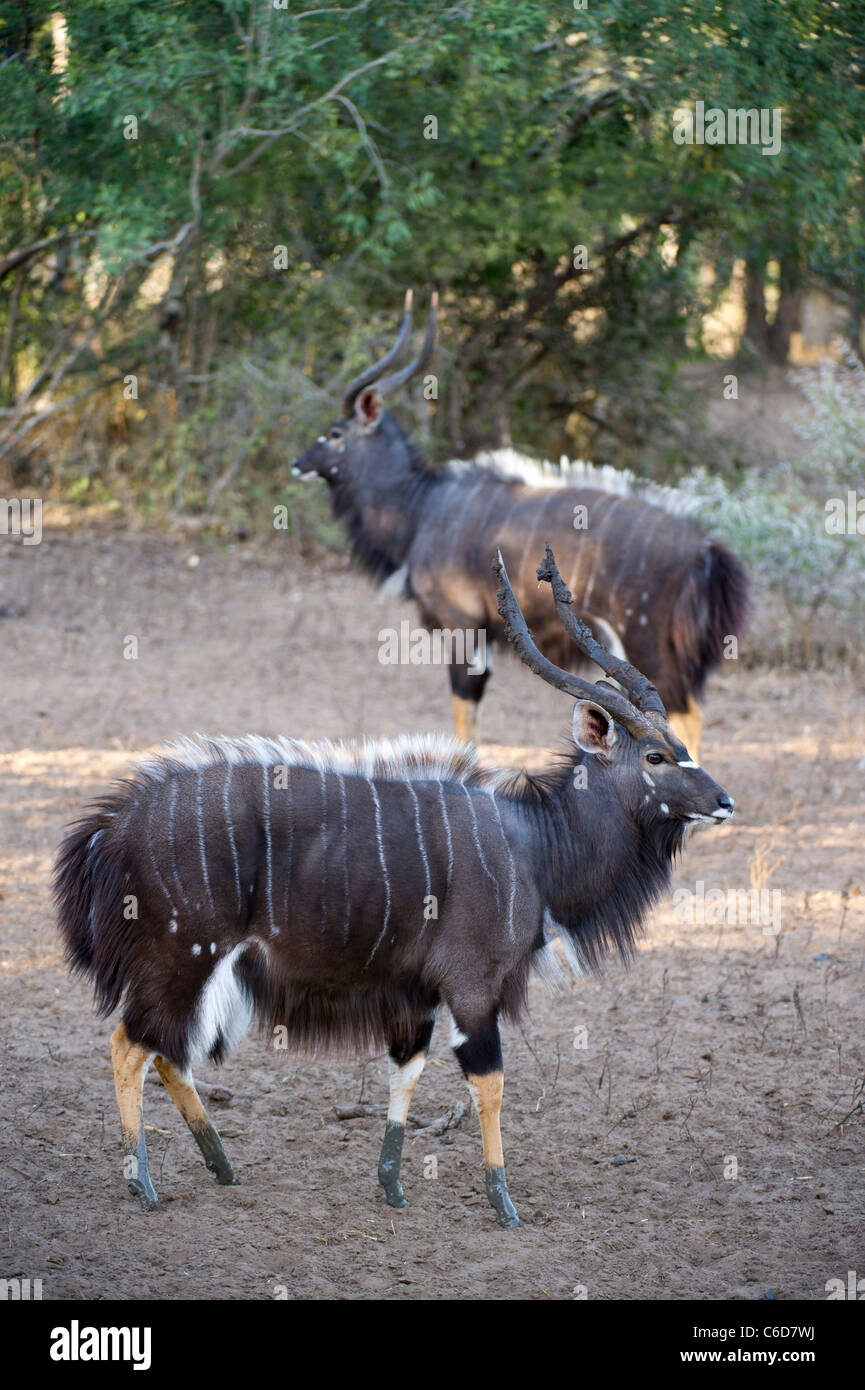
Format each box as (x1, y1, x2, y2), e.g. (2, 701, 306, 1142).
(448, 449, 699, 519)
(133, 731, 493, 788)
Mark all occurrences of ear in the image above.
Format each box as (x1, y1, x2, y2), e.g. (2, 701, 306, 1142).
(356, 388, 383, 429)
(572, 700, 617, 756)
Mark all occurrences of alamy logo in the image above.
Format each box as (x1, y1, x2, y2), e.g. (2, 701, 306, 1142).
(0, 1277, 42, 1299)
(825, 492, 865, 535)
(0, 497, 42, 545)
(49, 1321, 152, 1370)
(672, 880, 782, 935)
(825, 1270, 865, 1299)
(673, 101, 782, 157)
(378, 620, 487, 673)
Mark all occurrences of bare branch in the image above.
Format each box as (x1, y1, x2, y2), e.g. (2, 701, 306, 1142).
(213, 47, 412, 177)
(0, 230, 78, 285)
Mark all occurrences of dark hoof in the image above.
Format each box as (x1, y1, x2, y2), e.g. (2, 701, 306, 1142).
(484, 1165, 519, 1229)
(384, 1185, 408, 1209)
(128, 1180, 158, 1212)
(206, 1159, 238, 1186)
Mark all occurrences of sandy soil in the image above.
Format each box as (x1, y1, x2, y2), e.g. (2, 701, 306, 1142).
(1, 521, 863, 1301)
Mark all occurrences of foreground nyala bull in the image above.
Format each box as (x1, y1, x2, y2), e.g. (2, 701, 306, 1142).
(293, 292, 749, 757)
(55, 547, 734, 1228)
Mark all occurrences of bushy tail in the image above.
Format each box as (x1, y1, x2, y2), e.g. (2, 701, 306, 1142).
(53, 811, 128, 1017)
(670, 539, 750, 707)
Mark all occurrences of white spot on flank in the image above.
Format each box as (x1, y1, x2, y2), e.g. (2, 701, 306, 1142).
(191, 943, 201, 956)
(210, 942, 216, 954)
(660, 803, 669, 814)
(169, 918, 178, 933)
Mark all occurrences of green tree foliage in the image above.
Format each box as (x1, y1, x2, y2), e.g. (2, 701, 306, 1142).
(1, 0, 863, 493)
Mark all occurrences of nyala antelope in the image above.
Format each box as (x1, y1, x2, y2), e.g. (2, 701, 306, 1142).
(55, 547, 734, 1229)
(293, 291, 749, 757)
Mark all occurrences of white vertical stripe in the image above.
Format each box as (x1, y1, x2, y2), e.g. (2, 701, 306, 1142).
(518, 489, 557, 579)
(636, 508, 665, 575)
(473, 483, 505, 553)
(262, 764, 275, 936)
(338, 772, 350, 941)
(196, 770, 215, 914)
(319, 769, 328, 933)
(146, 785, 175, 911)
(436, 779, 454, 892)
(223, 762, 242, 914)
(167, 779, 188, 907)
(406, 781, 432, 935)
(582, 495, 625, 611)
(460, 785, 500, 907)
(364, 779, 391, 966)
(281, 765, 293, 925)
(456, 478, 488, 545)
(487, 791, 517, 940)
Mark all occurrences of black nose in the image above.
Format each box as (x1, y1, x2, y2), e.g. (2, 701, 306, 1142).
(291, 460, 301, 474)
(718, 793, 733, 809)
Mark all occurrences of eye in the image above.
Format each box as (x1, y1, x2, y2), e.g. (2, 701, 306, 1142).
(647, 752, 665, 765)
(329, 428, 342, 440)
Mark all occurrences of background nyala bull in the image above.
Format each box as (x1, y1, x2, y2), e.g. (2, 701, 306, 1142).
(294, 292, 749, 756)
(55, 547, 734, 1229)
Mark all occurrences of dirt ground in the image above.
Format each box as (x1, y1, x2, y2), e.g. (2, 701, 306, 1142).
(1, 520, 863, 1302)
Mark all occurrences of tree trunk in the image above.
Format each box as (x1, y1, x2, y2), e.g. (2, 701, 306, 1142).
(743, 252, 769, 357)
(768, 258, 802, 365)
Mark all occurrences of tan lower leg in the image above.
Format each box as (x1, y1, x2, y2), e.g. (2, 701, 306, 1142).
(669, 696, 702, 762)
(153, 1056, 210, 1130)
(110, 1023, 158, 1208)
(466, 1070, 505, 1168)
(466, 1069, 518, 1226)
(153, 1055, 236, 1185)
(451, 695, 479, 746)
